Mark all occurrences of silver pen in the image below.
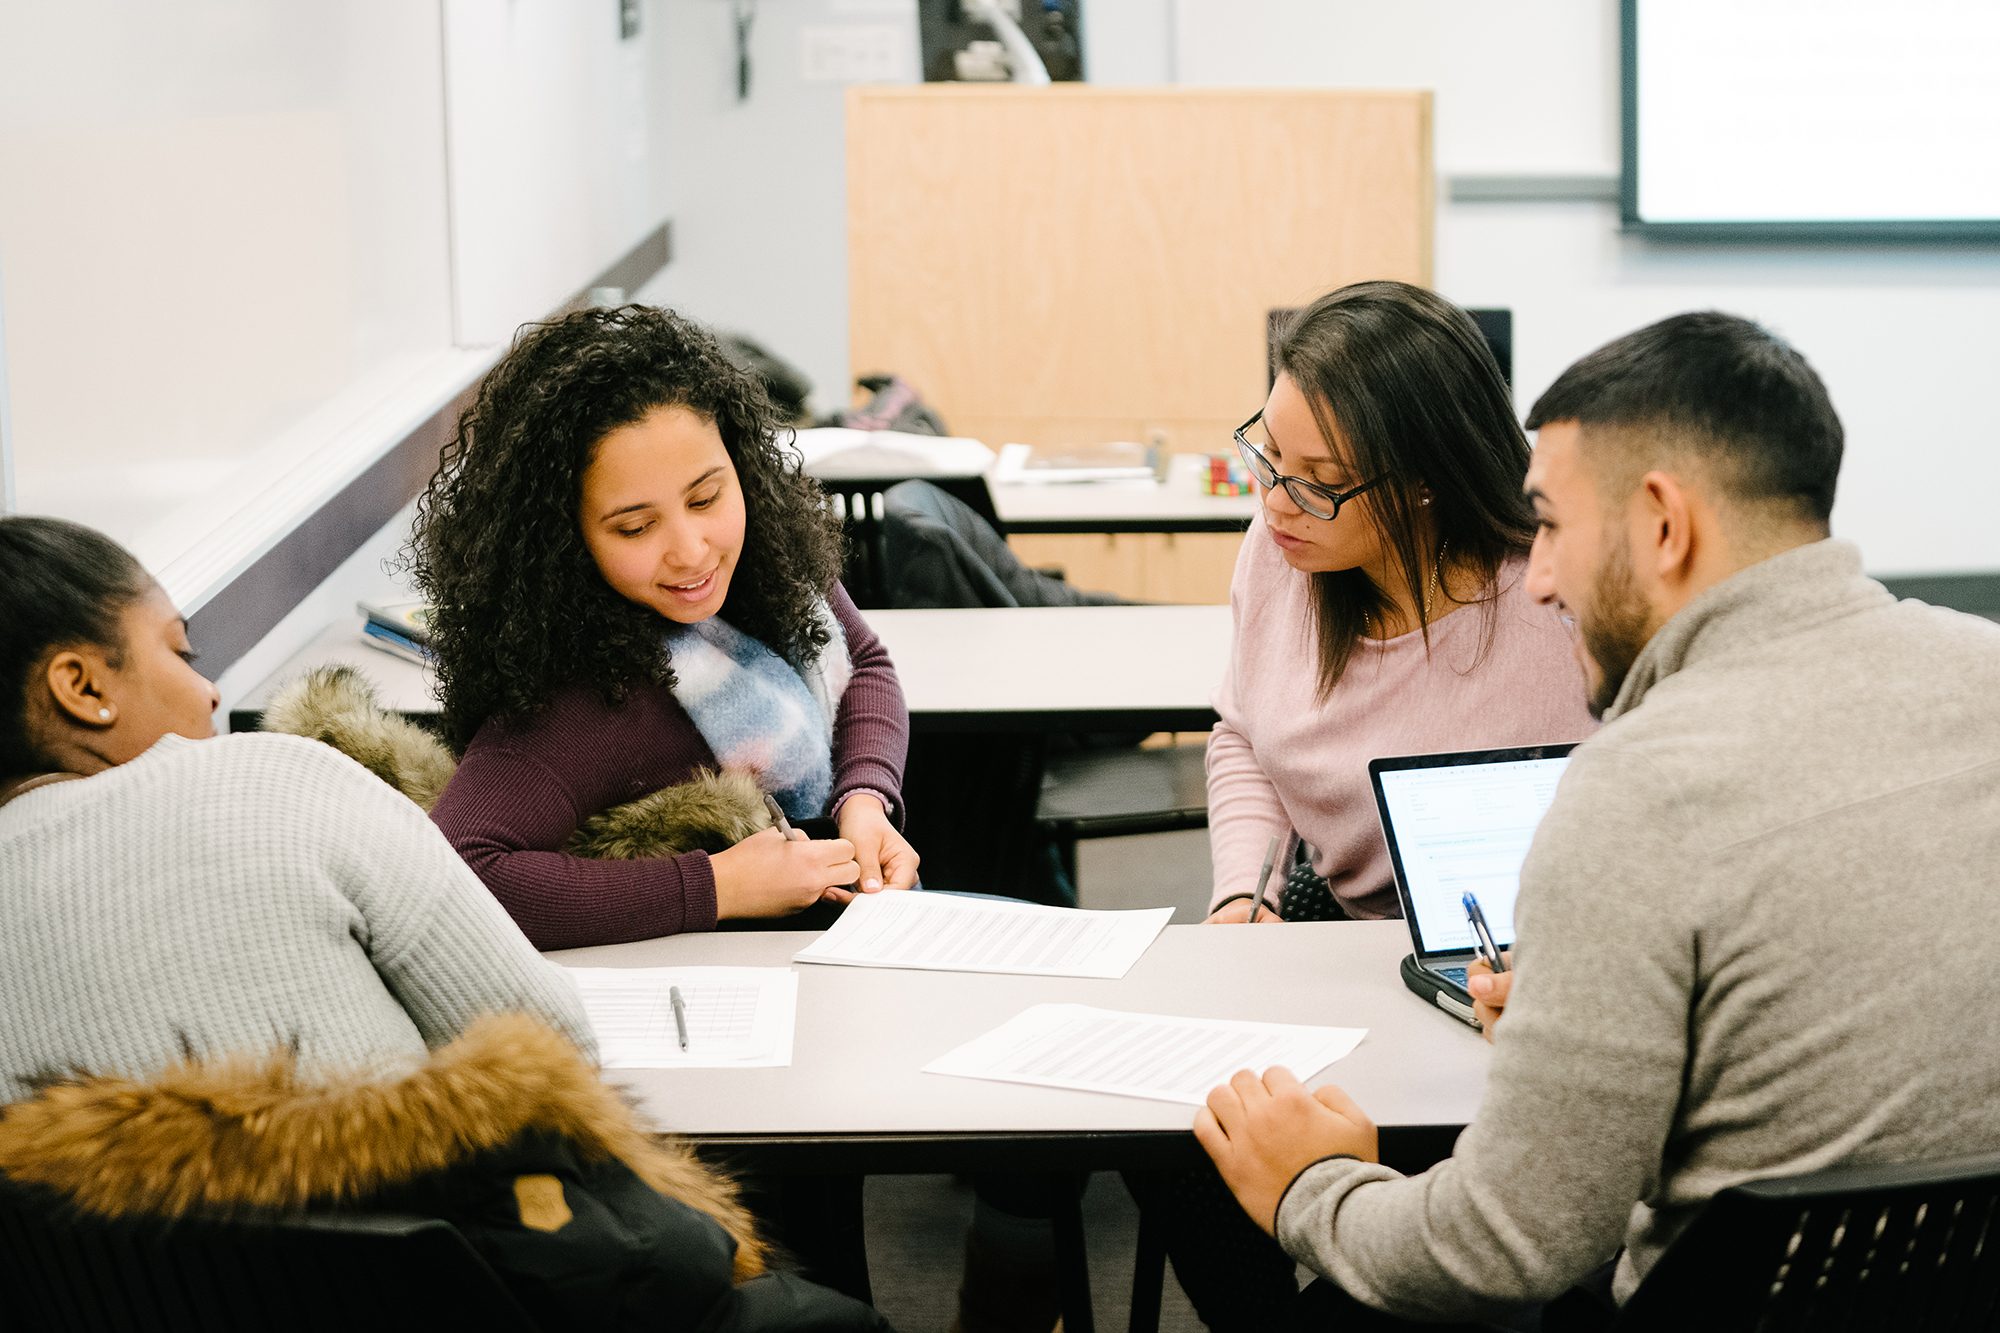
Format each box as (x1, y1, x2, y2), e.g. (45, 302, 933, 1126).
(670, 984, 690, 1052)
(1248, 834, 1280, 923)
(764, 794, 796, 839)
(1462, 891, 1508, 974)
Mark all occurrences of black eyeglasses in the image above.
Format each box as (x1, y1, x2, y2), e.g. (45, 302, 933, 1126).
(1233, 411, 1383, 522)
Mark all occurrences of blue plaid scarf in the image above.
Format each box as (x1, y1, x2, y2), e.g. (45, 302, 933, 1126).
(662, 602, 852, 821)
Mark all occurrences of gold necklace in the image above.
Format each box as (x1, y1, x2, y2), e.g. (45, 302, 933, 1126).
(1365, 539, 1449, 641)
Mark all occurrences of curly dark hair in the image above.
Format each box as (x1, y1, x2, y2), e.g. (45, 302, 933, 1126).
(406, 305, 845, 752)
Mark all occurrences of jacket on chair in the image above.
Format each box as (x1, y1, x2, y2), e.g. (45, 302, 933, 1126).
(0, 1012, 888, 1333)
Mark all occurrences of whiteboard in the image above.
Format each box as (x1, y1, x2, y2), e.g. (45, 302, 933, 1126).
(1625, 0, 2000, 237)
(443, 0, 668, 346)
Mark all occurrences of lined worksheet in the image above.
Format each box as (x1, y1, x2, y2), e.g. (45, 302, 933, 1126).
(924, 1004, 1368, 1105)
(793, 892, 1172, 979)
(565, 966, 798, 1069)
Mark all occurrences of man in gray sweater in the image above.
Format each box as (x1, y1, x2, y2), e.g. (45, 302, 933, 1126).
(1195, 312, 2000, 1326)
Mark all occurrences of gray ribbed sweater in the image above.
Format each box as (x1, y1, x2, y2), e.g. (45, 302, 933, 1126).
(1, 732, 594, 1103)
(1276, 540, 2000, 1319)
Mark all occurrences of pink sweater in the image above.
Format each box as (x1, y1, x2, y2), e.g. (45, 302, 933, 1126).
(1207, 515, 1597, 920)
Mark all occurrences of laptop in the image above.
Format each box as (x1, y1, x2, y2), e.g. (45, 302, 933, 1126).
(1367, 744, 1578, 1029)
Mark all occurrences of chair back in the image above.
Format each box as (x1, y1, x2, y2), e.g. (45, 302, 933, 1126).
(0, 1174, 541, 1333)
(819, 474, 1000, 608)
(1612, 1151, 2000, 1332)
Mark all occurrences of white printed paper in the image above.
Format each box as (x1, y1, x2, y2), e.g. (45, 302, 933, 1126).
(923, 1004, 1368, 1106)
(794, 892, 1172, 979)
(566, 966, 798, 1069)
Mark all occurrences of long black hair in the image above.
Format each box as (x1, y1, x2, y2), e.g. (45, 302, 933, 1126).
(0, 516, 152, 776)
(406, 306, 845, 752)
(1272, 281, 1538, 698)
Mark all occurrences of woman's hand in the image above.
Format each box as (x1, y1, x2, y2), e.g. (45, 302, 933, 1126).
(710, 827, 861, 919)
(1202, 896, 1284, 925)
(835, 793, 920, 893)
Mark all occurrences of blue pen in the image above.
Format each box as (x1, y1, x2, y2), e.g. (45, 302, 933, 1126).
(1462, 891, 1508, 974)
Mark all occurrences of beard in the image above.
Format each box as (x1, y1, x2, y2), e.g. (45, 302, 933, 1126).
(1579, 538, 1654, 720)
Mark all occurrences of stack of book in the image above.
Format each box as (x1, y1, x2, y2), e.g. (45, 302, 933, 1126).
(357, 599, 435, 666)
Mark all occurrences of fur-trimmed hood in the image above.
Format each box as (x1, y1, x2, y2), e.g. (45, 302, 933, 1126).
(0, 1012, 765, 1281)
(260, 665, 771, 856)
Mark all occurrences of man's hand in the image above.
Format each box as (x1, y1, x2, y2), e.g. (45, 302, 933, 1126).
(1193, 1067, 1378, 1236)
(1466, 952, 1513, 1043)
(1202, 897, 1284, 925)
(834, 793, 920, 894)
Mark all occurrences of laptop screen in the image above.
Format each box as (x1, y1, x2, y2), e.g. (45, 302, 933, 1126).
(1369, 747, 1575, 958)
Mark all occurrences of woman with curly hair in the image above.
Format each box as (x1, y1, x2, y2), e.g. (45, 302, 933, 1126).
(410, 305, 917, 950)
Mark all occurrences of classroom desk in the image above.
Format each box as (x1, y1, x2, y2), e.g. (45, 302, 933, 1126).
(227, 617, 438, 731)
(229, 605, 1232, 736)
(552, 920, 1483, 1329)
(862, 605, 1229, 736)
(992, 457, 1260, 536)
(545, 919, 1489, 1177)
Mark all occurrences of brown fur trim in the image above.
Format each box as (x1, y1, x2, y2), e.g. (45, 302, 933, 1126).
(0, 1013, 765, 1281)
(260, 665, 458, 811)
(260, 670, 768, 860)
(566, 768, 772, 859)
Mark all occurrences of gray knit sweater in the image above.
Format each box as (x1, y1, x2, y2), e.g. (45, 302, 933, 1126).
(1, 732, 594, 1103)
(1276, 540, 2000, 1319)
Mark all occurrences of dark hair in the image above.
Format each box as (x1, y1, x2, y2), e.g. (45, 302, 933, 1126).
(406, 305, 845, 752)
(0, 516, 152, 776)
(1523, 311, 1843, 524)
(1272, 281, 1538, 697)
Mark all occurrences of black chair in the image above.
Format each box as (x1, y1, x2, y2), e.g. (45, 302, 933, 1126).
(814, 470, 1001, 610)
(1035, 743, 1209, 889)
(0, 1174, 540, 1333)
(1610, 1151, 2000, 1331)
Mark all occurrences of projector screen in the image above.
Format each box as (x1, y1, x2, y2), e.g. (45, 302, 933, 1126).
(1622, 0, 2000, 240)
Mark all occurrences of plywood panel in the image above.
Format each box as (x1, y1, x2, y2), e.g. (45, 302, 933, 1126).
(848, 85, 1432, 446)
(1006, 530, 1243, 605)
(1008, 532, 1148, 600)
(1140, 532, 1243, 605)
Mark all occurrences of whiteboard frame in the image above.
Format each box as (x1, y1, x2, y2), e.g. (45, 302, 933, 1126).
(1618, 0, 2000, 244)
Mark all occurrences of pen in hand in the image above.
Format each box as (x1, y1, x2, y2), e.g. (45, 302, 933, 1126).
(1247, 834, 1280, 924)
(764, 794, 798, 840)
(1462, 891, 1507, 974)
(670, 984, 690, 1053)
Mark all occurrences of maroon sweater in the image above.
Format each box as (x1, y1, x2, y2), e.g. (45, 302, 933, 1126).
(431, 587, 909, 950)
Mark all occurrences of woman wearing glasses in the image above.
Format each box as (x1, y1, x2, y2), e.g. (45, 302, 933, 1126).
(1206, 280, 1595, 926)
(1134, 284, 1598, 1332)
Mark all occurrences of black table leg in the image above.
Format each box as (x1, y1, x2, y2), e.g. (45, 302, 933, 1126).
(1128, 1203, 1165, 1333)
(1050, 1186, 1095, 1333)
(777, 1173, 872, 1305)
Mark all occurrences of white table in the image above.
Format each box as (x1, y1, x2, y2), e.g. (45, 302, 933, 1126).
(231, 605, 1231, 736)
(863, 605, 1229, 734)
(547, 920, 1488, 1171)
(993, 456, 1260, 535)
(553, 921, 1484, 1327)
(228, 617, 439, 729)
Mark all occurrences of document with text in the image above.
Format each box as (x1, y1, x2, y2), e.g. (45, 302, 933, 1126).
(565, 966, 798, 1069)
(793, 891, 1173, 979)
(923, 1004, 1368, 1105)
